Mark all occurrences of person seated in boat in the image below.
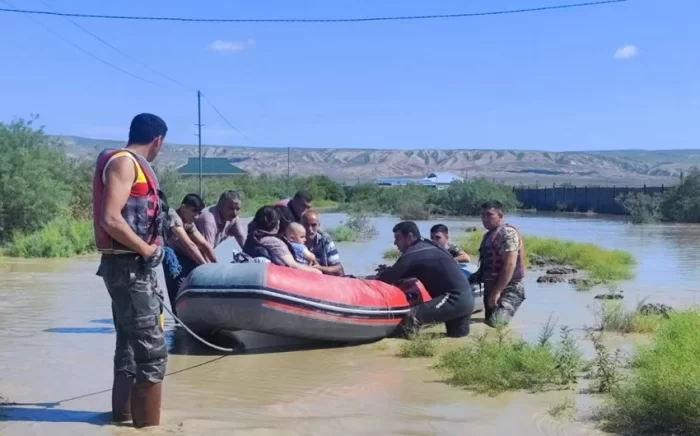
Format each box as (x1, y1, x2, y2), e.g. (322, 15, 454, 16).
(284, 222, 318, 265)
(375, 221, 474, 338)
(243, 206, 321, 274)
(195, 190, 246, 262)
(160, 192, 212, 314)
(301, 210, 345, 276)
(430, 224, 471, 263)
(247, 189, 313, 236)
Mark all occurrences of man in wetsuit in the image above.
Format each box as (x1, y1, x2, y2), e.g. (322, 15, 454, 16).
(376, 221, 474, 338)
(469, 200, 526, 327)
(93, 113, 168, 428)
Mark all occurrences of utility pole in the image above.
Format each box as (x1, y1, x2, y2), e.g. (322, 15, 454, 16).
(197, 90, 203, 197)
(287, 146, 291, 197)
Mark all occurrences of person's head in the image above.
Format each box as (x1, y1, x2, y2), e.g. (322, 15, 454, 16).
(289, 189, 313, 218)
(392, 221, 421, 253)
(179, 193, 205, 224)
(481, 200, 505, 230)
(254, 206, 280, 233)
(301, 209, 321, 238)
(430, 224, 450, 248)
(216, 190, 243, 222)
(285, 222, 307, 244)
(127, 113, 168, 162)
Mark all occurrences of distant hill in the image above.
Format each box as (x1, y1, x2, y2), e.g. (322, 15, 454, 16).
(52, 135, 698, 187)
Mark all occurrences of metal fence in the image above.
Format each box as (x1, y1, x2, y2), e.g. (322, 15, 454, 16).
(514, 184, 671, 214)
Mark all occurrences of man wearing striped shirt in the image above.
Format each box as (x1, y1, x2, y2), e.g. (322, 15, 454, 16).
(301, 210, 345, 276)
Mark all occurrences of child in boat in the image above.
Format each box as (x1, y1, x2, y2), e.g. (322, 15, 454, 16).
(284, 222, 317, 265)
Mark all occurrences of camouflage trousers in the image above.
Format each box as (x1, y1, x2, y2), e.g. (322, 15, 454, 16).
(483, 280, 525, 327)
(97, 254, 168, 384)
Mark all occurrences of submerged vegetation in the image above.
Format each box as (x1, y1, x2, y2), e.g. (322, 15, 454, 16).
(326, 212, 379, 242)
(434, 320, 582, 396)
(457, 232, 636, 283)
(599, 310, 700, 435)
(594, 299, 666, 334)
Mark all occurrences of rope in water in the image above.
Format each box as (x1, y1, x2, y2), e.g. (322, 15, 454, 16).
(156, 292, 238, 353)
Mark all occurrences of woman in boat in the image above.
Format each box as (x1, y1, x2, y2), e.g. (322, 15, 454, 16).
(243, 206, 321, 274)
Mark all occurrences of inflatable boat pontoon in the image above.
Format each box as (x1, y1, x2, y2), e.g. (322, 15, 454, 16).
(176, 262, 484, 343)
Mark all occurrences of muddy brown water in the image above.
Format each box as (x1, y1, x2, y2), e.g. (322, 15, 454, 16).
(2, 212, 700, 435)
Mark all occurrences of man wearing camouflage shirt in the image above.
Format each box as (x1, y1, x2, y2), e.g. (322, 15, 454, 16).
(469, 200, 526, 327)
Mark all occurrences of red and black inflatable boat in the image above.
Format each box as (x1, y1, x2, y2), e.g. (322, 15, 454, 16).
(175, 262, 482, 343)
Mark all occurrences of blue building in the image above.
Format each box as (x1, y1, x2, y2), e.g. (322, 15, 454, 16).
(376, 172, 464, 190)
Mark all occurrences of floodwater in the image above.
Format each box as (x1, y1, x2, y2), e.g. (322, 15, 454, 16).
(2, 212, 700, 435)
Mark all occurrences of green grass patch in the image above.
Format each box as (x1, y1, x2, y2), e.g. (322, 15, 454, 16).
(326, 224, 359, 242)
(433, 320, 583, 396)
(396, 332, 439, 358)
(4, 218, 95, 258)
(456, 232, 636, 282)
(595, 300, 665, 334)
(383, 247, 400, 260)
(598, 310, 700, 435)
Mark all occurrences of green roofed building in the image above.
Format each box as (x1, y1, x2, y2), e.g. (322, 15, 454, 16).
(177, 157, 247, 177)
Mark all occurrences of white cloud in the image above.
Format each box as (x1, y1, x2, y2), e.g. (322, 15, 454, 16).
(207, 39, 255, 54)
(614, 44, 639, 60)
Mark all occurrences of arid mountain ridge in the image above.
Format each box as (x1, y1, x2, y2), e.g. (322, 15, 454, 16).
(54, 135, 700, 186)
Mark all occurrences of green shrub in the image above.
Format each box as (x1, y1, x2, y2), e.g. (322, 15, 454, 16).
(599, 310, 700, 434)
(434, 321, 583, 396)
(6, 218, 94, 258)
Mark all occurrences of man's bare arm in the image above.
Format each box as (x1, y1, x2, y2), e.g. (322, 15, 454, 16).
(100, 157, 155, 258)
(314, 264, 344, 276)
(190, 230, 218, 262)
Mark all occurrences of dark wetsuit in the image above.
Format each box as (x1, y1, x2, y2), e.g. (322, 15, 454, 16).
(377, 238, 474, 337)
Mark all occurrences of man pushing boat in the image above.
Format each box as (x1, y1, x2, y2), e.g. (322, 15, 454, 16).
(375, 221, 474, 338)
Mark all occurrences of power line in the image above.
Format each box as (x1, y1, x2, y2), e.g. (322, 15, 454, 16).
(0, 1, 628, 24)
(38, 0, 190, 91)
(200, 93, 255, 146)
(0, 0, 161, 87)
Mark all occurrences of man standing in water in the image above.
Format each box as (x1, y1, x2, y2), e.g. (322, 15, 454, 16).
(470, 200, 526, 327)
(248, 189, 314, 236)
(93, 113, 168, 428)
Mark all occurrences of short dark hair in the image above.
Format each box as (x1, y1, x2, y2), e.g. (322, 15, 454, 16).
(393, 221, 421, 239)
(181, 193, 205, 210)
(430, 224, 448, 235)
(128, 113, 168, 145)
(254, 206, 280, 232)
(218, 190, 243, 205)
(293, 189, 313, 203)
(481, 200, 504, 212)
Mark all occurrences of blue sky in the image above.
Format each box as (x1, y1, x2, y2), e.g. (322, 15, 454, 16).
(0, 0, 698, 151)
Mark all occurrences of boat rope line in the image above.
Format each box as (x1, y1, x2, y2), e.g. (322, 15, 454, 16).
(1, 354, 227, 408)
(177, 288, 413, 316)
(0, 1, 628, 24)
(156, 293, 240, 353)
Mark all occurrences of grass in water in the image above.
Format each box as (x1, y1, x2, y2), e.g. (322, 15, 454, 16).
(326, 225, 358, 242)
(595, 299, 665, 334)
(548, 396, 577, 419)
(396, 332, 439, 358)
(433, 318, 583, 396)
(4, 218, 94, 258)
(598, 310, 700, 435)
(457, 232, 636, 282)
(383, 247, 400, 260)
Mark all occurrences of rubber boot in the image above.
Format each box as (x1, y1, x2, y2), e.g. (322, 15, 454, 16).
(111, 373, 133, 423)
(130, 382, 162, 428)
